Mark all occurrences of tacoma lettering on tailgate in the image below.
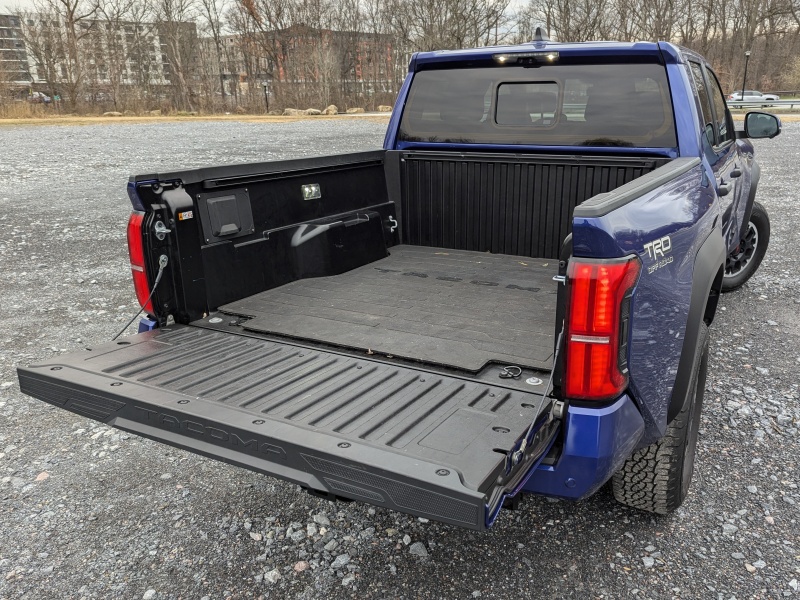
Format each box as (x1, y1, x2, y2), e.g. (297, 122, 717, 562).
(133, 406, 287, 460)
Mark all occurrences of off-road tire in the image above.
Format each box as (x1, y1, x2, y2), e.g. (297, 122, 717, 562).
(722, 201, 770, 292)
(612, 323, 709, 514)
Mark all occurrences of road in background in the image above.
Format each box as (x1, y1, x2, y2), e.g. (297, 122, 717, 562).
(0, 120, 798, 599)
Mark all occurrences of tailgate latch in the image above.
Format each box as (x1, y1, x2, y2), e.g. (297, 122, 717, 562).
(154, 220, 172, 240)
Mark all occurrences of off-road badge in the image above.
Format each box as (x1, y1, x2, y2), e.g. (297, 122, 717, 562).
(644, 235, 673, 274)
(178, 210, 194, 221)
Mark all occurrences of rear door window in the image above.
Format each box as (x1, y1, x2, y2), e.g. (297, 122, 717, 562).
(398, 63, 677, 148)
(688, 62, 715, 146)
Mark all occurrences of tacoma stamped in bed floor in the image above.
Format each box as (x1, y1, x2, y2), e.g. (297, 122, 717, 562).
(220, 245, 559, 372)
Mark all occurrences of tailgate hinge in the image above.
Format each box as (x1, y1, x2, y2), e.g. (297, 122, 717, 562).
(510, 324, 566, 468)
(511, 399, 567, 467)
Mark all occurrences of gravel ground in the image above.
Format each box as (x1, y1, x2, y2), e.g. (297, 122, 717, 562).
(0, 120, 798, 600)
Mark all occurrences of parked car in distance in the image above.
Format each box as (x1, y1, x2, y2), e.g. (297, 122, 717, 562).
(728, 90, 780, 102)
(27, 91, 51, 104)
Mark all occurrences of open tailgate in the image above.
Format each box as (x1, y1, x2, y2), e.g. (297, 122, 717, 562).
(17, 325, 558, 530)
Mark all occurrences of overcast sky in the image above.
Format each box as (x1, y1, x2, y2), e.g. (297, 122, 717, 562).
(2, 0, 36, 13)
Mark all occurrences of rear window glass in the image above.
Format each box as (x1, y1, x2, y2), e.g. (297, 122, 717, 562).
(496, 82, 560, 125)
(398, 63, 677, 148)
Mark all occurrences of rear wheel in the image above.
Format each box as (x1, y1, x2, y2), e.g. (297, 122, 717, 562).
(612, 323, 708, 514)
(722, 201, 769, 292)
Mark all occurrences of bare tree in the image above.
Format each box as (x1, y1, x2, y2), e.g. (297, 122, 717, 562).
(154, 0, 198, 110)
(382, 0, 511, 51)
(16, 0, 99, 110)
(198, 0, 227, 108)
(521, 0, 619, 42)
(15, 8, 64, 102)
(93, 0, 157, 111)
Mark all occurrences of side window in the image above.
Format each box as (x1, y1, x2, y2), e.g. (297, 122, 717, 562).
(706, 67, 734, 145)
(688, 62, 715, 146)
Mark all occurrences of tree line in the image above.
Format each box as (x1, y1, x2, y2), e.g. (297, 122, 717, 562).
(1, 0, 799, 115)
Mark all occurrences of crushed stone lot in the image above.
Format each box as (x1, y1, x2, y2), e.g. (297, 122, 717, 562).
(0, 120, 798, 599)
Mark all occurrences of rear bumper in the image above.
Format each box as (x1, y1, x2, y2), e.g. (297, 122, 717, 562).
(523, 395, 644, 499)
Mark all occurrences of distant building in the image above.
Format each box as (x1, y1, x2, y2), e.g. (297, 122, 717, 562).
(0, 12, 195, 92)
(3, 14, 403, 105)
(200, 34, 272, 96)
(82, 20, 172, 87)
(0, 14, 31, 85)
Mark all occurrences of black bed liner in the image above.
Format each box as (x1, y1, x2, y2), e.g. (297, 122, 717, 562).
(18, 326, 557, 529)
(220, 246, 558, 372)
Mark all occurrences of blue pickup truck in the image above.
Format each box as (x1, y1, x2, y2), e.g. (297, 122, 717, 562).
(18, 38, 781, 529)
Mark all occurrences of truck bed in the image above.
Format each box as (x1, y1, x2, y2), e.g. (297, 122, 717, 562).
(219, 245, 558, 372)
(18, 325, 557, 529)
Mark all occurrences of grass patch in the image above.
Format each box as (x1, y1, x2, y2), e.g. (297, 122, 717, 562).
(0, 102, 56, 119)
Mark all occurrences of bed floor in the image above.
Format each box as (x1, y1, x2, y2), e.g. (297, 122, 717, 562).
(219, 245, 558, 372)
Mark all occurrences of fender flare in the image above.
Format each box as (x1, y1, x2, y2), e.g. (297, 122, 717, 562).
(738, 160, 760, 240)
(666, 229, 725, 422)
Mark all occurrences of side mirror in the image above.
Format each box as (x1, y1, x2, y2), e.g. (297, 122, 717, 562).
(743, 111, 781, 139)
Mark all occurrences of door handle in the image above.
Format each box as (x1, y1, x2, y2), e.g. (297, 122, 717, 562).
(730, 167, 742, 178)
(718, 182, 733, 197)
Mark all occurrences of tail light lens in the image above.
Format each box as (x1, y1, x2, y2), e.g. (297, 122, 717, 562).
(564, 256, 641, 401)
(126, 212, 154, 314)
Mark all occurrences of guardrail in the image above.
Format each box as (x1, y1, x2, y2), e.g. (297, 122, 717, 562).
(728, 99, 800, 109)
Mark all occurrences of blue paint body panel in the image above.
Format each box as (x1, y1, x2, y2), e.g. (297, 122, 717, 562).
(138, 317, 158, 333)
(127, 181, 148, 211)
(572, 163, 717, 443)
(523, 396, 645, 499)
(383, 73, 413, 150)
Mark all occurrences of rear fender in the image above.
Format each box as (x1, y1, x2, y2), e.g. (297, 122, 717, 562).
(666, 231, 724, 422)
(571, 160, 718, 445)
(737, 160, 760, 241)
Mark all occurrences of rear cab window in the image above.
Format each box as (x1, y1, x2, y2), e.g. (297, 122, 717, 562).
(398, 62, 677, 148)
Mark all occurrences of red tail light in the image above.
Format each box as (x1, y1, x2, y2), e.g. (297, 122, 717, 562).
(564, 256, 641, 401)
(126, 212, 154, 314)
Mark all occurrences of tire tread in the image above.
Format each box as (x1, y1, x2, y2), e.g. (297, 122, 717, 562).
(612, 323, 708, 514)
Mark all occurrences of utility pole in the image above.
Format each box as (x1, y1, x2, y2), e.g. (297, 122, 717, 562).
(741, 50, 751, 101)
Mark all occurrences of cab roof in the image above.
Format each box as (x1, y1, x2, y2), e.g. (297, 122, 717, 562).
(411, 41, 686, 71)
